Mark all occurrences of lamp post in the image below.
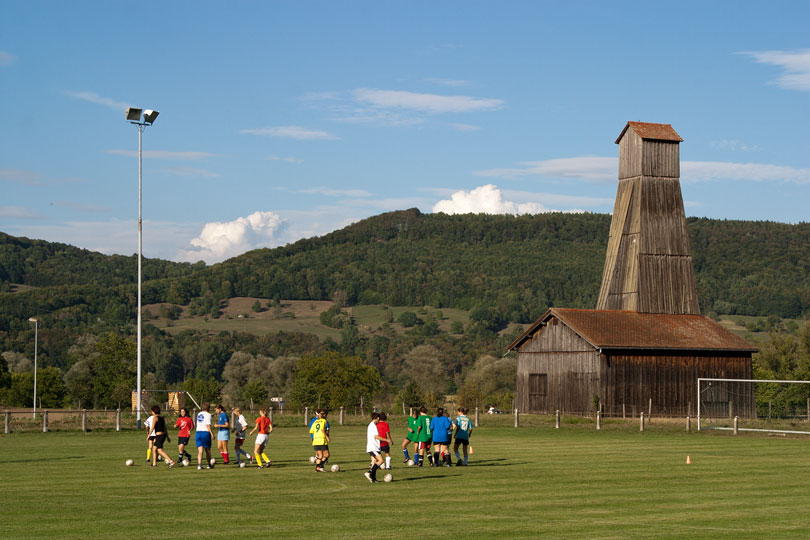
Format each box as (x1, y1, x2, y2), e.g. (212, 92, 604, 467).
(28, 317, 37, 419)
(125, 107, 159, 429)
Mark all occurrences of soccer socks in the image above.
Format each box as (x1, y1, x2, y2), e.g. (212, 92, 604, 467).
(433, 451, 440, 466)
(403, 448, 410, 460)
(370, 463, 379, 481)
(255, 453, 263, 467)
(221, 452, 229, 464)
(385, 456, 391, 469)
(146, 448, 152, 460)
(261, 452, 270, 465)
(454, 449, 461, 461)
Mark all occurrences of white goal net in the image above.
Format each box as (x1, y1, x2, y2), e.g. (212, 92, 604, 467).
(698, 378, 810, 435)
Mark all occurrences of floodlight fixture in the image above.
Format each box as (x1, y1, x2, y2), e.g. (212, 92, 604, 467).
(126, 107, 143, 122)
(143, 109, 159, 125)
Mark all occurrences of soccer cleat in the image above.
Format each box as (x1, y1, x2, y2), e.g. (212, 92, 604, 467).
(197, 465, 202, 470)
(257, 465, 263, 469)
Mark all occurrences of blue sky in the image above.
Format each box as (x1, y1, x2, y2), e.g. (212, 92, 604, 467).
(1, 1, 808, 263)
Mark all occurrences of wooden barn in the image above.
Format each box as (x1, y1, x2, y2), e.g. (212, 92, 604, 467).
(510, 121, 757, 417)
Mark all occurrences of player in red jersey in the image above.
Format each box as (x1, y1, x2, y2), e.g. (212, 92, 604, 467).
(376, 412, 394, 469)
(174, 407, 194, 464)
(249, 408, 273, 469)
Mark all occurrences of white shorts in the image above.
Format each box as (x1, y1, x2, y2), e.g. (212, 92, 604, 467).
(255, 433, 269, 446)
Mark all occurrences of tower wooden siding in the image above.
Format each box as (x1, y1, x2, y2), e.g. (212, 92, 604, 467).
(597, 122, 700, 315)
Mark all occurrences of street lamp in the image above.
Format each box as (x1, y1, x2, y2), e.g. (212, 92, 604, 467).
(125, 106, 159, 429)
(28, 317, 37, 419)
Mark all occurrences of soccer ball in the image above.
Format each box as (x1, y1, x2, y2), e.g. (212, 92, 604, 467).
(407, 459, 414, 466)
(383, 473, 393, 482)
(309, 456, 317, 463)
(331, 464, 340, 472)
(182, 459, 190, 467)
(239, 462, 246, 468)
(125, 459, 134, 466)
(209, 458, 216, 467)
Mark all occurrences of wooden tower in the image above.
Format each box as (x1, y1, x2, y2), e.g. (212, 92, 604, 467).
(596, 122, 700, 314)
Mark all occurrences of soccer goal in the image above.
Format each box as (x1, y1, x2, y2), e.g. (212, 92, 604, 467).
(697, 377, 810, 435)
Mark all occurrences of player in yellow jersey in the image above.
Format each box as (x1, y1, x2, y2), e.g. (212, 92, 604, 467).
(308, 409, 331, 472)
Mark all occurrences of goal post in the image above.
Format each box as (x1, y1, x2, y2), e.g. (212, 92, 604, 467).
(697, 377, 810, 435)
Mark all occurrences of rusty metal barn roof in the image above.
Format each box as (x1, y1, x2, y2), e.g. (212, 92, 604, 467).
(507, 308, 756, 352)
(615, 121, 683, 144)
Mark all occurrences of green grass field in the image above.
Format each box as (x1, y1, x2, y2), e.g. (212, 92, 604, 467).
(2, 418, 809, 539)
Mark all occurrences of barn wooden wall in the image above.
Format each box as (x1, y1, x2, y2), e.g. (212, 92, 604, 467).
(601, 352, 754, 417)
(516, 320, 600, 414)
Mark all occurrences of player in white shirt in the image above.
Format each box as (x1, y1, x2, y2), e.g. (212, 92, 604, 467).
(232, 407, 252, 466)
(364, 412, 385, 483)
(195, 403, 215, 470)
(144, 414, 157, 462)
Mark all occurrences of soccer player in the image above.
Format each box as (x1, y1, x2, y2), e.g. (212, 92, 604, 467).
(214, 404, 230, 464)
(377, 412, 393, 469)
(453, 407, 473, 466)
(249, 408, 273, 469)
(144, 412, 156, 463)
(195, 403, 215, 470)
(430, 407, 452, 467)
(149, 405, 176, 468)
(309, 409, 330, 472)
(401, 407, 419, 464)
(415, 406, 432, 467)
(232, 407, 252, 466)
(174, 407, 194, 464)
(364, 412, 385, 483)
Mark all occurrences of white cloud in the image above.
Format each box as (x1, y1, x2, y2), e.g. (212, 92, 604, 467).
(65, 90, 129, 110)
(432, 185, 549, 215)
(682, 161, 810, 184)
(0, 206, 39, 218)
(178, 211, 285, 263)
(106, 149, 216, 160)
(239, 125, 337, 140)
(352, 88, 503, 113)
(298, 186, 374, 198)
(268, 155, 304, 164)
(162, 166, 221, 178)
(499, 189, 614, 209)
(740, 48, 810, 91)
(0, 51, 16, 66)
(476, 157, 617, 181)
(425, 78, 469, 87)
(0, 169, 43, 186)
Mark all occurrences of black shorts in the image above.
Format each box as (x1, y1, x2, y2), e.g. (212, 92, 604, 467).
(314, 444, 329, 451)
(153, 434, 167, 449)
(148, 436, 156, 441)
(454, 438, 469, 446)
(432, 440, 449, 446)
(368, 451, 381, 458)
(380, 444, 390, 453)
(178, 436, 189, 445)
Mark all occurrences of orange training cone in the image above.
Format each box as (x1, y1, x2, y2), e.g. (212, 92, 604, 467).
(686, 455, 691, 464)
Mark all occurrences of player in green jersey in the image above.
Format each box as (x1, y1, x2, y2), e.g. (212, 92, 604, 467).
(415, 406, 432, 467)
(401, 407, 419, 464)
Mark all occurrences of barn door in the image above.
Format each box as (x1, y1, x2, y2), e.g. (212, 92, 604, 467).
(528, 373, 547, 412)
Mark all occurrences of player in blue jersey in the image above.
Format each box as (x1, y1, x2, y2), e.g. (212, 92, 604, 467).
(430, 407, 453, 467)
(214, 404, 230, 464)
(453, 407, 473, 466)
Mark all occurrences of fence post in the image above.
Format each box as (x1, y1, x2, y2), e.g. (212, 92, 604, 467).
(402, 402, 406, 415)
(339, 407, 344, 426)
(596, 410, 601, 431)
(622, 403, 626, 419)
(733, 416, 739, 435)
(648, 398, 652, 418)
(81, 409, 87, 432)
(555, 409, 560, 429)
(768, 401, 772, 419)
(474, 407, 479, 428)
(729, 400, 733, 418)
(514, 408, 519, 428)
(807, 398, 809, 422)
(4, 410, 10, 434)
(193, 408, 198, 422)
(686, 415, 691, 432)
(116, 409, 121, 432)
(42, 410, 48, 433)
(639, 412, 645, 432)
(304, 407, 309, 426)
(269, 407, 274, 424)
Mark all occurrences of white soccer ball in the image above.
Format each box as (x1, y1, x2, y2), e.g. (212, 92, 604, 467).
(209, 458, 216, 467)
(383, 473, 393, 482)
(239, 462, 246, 468)
(309, 456, 317, 463)
(125, 459, 134, 467)
(331, 464, 340, 472)
(182, 459, 190, 467)
(407, 459, 414, 466)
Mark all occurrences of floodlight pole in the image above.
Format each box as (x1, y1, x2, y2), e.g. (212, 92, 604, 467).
(29, 317, 38, 419)
(126, 107, 158, 430)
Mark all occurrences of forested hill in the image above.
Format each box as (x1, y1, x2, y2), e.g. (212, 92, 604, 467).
(2, 210, 810, 328)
